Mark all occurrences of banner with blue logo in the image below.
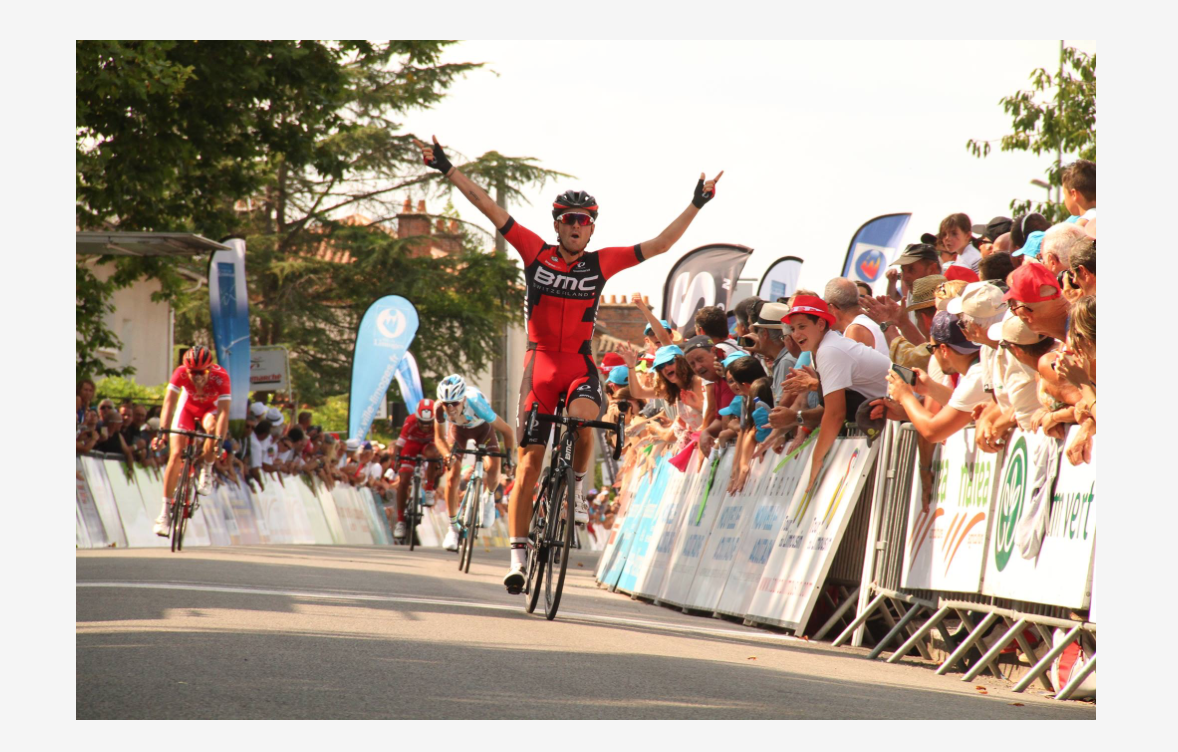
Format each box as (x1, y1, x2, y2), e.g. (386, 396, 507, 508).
(394, 351, 424, 415)
(348, 296, 420, 441)
(840, 213, 912, 293)
(207, 238, 250, 422)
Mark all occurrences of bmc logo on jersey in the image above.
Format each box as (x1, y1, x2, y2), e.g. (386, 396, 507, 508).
(535, 266, 600, 291)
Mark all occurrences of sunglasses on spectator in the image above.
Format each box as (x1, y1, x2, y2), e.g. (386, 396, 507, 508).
(557, 213, 593, 227)
(922, 343, 937, 354)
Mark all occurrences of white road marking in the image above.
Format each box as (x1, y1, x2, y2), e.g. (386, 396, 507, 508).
(77, 581, 801, 643)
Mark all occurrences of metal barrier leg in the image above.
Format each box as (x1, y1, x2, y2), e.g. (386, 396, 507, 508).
(832, 592, 885, 647)
(867, 602, 925, 660)
(1013, 625, 1082, 693)
(936, 611, 999, 676)
(886, 605, 951, 664)
(962, 618, 1025, 682)
(1011, 624, 1053, 692)
(813, 586, 859, 641)
(1054, 654, 1096, 701)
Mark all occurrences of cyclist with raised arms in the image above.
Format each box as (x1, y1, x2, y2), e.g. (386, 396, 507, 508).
(434, 374, 517, 552)
(151, 346, 231, 536)
(391, 399, 444, 541)
(415, 136, 722, 593)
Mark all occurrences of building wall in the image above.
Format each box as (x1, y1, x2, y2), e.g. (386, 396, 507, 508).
(82, 259, 174, 386)
(596, 295, 650, 349)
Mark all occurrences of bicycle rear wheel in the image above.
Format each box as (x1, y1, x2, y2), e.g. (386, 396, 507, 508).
(524, 468, 552, 614)
(543, 465, 575, 620)
(407, 476, 420, 551)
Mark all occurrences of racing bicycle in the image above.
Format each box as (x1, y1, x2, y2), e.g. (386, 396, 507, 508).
(522, 398, 624, 620)
(452, 446, 511, 573)
(399, 455, 443, 551)
(160, 427, 220, 553)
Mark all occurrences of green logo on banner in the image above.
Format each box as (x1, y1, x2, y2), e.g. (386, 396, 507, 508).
(993, 436, 1028, 571)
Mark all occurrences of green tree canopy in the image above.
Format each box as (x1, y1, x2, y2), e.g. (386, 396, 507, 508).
(967, 43, 1096, 222)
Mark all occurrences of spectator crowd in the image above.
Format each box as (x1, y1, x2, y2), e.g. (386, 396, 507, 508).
(595, 159, 1096, 517)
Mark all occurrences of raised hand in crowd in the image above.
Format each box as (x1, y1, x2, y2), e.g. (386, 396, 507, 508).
(781, 366, 819, 402)
(1066, 420, 1095, 466)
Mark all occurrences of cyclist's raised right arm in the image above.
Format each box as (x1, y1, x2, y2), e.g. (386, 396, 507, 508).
(414, 136, 510, 230)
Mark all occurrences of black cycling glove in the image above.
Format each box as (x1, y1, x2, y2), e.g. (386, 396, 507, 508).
(424, 141, 453, 175)
(692, 178, 716, 208)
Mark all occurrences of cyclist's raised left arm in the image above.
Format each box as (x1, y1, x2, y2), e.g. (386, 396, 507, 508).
(636, 172, 723, 259)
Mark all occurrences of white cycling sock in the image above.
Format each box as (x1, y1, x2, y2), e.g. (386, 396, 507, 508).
(574, 471, 585, 490)
(509, 537, 527, 568)
(160, 497, 170, 516)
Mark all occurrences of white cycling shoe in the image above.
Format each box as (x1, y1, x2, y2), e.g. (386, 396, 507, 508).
(574, 486, 589, 524)
(393, 521, 407, 539)
(153, 512, 171, 537)
(196, 463, 213, 496)
(503, 563, 526, 594)
(443, 527, 459, 552)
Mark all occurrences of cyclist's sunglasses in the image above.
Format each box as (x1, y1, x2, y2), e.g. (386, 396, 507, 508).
(557, 212, 594, 227)
(442, 401, 462, 408)
(188, 368, 209, 376)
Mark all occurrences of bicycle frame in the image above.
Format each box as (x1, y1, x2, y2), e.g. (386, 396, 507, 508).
(160, 427, 220, 553)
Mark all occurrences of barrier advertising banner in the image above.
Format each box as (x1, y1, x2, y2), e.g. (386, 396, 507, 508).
(900, 427, 1000, 594)
(348, 296, 420, 441)
(208, 238, 251, 421)
(616, 458, 675, 594)
(249, 345, 290, 392)
(715, 438, 816, 617)
(80, 456, 128, 548)
(631, 456, 701, 599)
(982, 430, 1095, 608)
(657, 450, 735, 608)
(840, 214, 912, 294)
(757, 256, 804, 303)
(661, 244, 753, 332)
(600, 464, 658, 588)
(745, 437, 876, 630)
(76, 458, 109, 547)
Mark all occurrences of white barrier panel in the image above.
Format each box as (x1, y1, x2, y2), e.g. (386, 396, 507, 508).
(226, 480, 264, 544)
(982, 430, 1095, 608)
(331, 486, 375, 545)
(77, 503, 92, 548)
(745, 437, 876, 631)
(900, 427, 1000, 593)
(199, 485, 233, 546)
(359, 488, 391, 545)
(616, 458, 675, 594)
(82, 457, 129, 548)
(683, 451, 774, 612)
(314, 484, 347, 544)
(599, 457, 661, 588)
(211, 484, 244, 544)
(656, 450, 735, 608)
(76, 458, 110, 548)
(294, 480, 336, 544)
(714, 439, 816, 618)
(252, 476, 292, 544)
(633, 453, 706, 599)
(103, 459, 168, 548)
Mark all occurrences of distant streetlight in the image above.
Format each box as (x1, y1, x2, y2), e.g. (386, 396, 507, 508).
(1030, 178, 1052, 202)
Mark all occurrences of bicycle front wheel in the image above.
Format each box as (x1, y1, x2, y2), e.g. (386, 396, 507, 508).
(170, 460, 191, 553)
(459, 481, 479, 573)
(407, 476, 420, 551)
(524, 469, 551, 614)
(543, 465, 575, 620)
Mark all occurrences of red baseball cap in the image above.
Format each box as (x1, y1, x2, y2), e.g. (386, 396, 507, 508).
(599, 352, 625, 376)
(944, 265, 979, 284)
(1004, 262, 1061, 303)
(786, 295, 837, 328)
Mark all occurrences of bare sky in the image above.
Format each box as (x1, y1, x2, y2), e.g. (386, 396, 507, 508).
(403, 40, 1096, 312)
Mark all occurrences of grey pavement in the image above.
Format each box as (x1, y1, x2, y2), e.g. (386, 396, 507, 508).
(77, 545, 1095, 720)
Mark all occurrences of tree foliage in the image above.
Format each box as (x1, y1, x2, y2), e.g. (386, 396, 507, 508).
(967, 44, 1096, 222)
(77, 40, 568, 406)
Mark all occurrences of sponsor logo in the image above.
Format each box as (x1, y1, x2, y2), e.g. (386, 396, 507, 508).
(376, 308, 407, 340)
(534, 266, 600, 292)
(857, 249, 885, 281)
(993, 435, 1028, 571)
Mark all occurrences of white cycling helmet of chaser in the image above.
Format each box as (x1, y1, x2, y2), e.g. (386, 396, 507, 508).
(437, 374, 467, 404)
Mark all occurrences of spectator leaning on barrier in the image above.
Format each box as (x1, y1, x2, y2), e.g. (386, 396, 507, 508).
(875, 310, 985, 444)
(825, 277, 887, 355)
(787, 295, 890, 492)
(77, 407, 100, 453)
(681, 335, 735, 458)
(77, 379, 96, 424)
(747, 301, 798, 403)
(1060, 296, 1096, 466)
(1005, 262, 1070, 341)
(983, 311, 1047, 440)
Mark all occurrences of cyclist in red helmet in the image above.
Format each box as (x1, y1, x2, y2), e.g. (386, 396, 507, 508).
(414, 135, 723, 593)
(390, 398, 445, 541)
(150, 346, 231, 536)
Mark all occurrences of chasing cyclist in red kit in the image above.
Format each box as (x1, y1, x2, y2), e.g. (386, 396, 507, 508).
(415, 135, 722, 593)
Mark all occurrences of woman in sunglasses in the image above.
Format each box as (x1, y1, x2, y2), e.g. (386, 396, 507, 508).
(415, 134, 723, 594)
(150, 345, 231, 536)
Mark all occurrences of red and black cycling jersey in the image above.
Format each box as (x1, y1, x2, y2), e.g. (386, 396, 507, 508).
(499, 217, 644, 355)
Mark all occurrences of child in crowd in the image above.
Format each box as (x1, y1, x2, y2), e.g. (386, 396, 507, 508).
(1061, 159, 1096, 228)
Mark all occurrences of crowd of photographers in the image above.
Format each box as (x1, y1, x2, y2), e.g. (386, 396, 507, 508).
(598, 160, 1096, 513)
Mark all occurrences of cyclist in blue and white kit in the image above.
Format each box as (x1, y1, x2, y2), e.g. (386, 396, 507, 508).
(434, 375, 516, 552)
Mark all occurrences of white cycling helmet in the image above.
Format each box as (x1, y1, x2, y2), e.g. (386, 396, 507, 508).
(437, 374, 467, 403)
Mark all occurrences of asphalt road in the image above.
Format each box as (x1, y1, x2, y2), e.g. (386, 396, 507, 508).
(77, 544, 1094, 720)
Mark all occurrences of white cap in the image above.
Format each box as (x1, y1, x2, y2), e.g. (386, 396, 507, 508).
(266, 407, 284, 425)
(249, 402, 267, 418)
(345, 438, 361, 452)
(948, 281, 1007, 318)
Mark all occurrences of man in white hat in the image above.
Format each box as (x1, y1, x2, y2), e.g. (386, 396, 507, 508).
(746, 301, 799, 404)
